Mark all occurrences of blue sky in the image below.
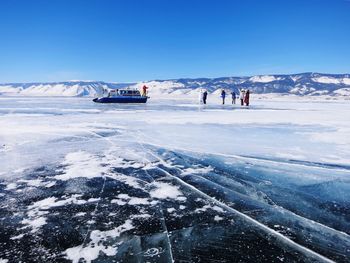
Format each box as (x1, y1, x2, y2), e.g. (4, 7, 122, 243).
(1, 0, 350, 83)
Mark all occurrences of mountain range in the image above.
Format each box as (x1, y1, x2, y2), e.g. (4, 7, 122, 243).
(1, 73, 349, 97)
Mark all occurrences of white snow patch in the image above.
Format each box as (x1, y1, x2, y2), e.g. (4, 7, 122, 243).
(87, 198, 100, 202)
(195, 204, 225, 213)
(111, 199, 127, 205)
(5, 183, 17, 190)
(74, 212, 87, 217)
(128, 197, 150, 205)
(18, 179, 55, 188)
(21, 194, 97, 232)
(28, 195, 88, 211)
(181, 166, 213, 175)
(195, 205, 210, 213)
(131, 213, 151, 219)
(44, 181, 56, 188)
(10, 233, 25, 240)
(21, 217, 47, 233)
(167, 207, 176, 213)
(65, 244, 116, 263)
(214, 215, 223, 221)
(112, 194, 149, 205)
(117, 193, 130, 200)
(64, 220, 134, 263)
(55, 151, 108, 180)
(91, 219, 134, 239)
(107, 173, 143, 189)
(150, 200, 159, 205)
(149, 182, 186, 201)
(212, 205, 225, 212)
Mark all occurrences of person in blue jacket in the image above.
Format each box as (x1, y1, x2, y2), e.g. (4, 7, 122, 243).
(231, 91, 236, 104)
(221, 89, 226, 104)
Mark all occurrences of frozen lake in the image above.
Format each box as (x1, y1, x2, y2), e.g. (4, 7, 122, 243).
(0, 96, 350, 262)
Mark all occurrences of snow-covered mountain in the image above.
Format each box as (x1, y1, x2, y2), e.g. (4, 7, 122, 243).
(0, 81, 132, 97)
(138, 73, 350, 97)
(1, 73, 350, 97)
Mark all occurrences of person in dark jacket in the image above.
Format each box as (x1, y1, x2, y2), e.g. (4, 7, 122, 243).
(221, 89, 226, 104)
(231, 91, 236, 104)
(203, 90, 208, 104)
(244, 89, 250, 106)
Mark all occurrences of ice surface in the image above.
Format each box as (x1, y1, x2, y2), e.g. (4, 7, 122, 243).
(0, 96, 350, 262)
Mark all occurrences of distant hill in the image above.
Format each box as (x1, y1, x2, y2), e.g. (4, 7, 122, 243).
(1, 73, 350, 97)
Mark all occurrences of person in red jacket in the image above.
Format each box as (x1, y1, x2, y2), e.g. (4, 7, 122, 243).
(142, 85, 148, 96)
(244, 89, 250, 106)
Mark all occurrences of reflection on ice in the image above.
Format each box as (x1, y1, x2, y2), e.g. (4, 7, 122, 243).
(0, 97, 350, 262)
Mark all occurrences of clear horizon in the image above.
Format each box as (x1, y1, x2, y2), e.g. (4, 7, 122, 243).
(1, 0, 350, 83)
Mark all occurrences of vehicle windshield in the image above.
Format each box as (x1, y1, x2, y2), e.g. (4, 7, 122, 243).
(118, 90, 140, 96)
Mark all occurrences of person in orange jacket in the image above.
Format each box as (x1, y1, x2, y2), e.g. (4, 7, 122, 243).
(142, 85, 148, 96)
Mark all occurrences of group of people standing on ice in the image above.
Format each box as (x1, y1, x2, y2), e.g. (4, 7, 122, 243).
(199, 88, 250, 106)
